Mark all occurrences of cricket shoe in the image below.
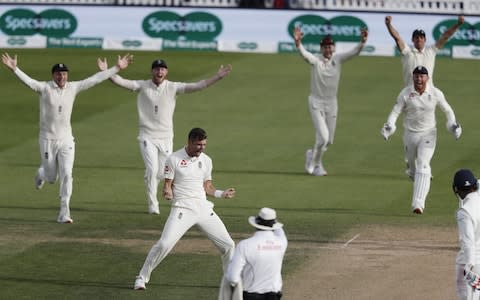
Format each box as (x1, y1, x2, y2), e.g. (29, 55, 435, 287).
(305, 149, 314, 174)
(57, 217, 73, 224)
(134, 276, 146, 290)
(313, 164, 328, 176)
(149, 204, 160, 215)
(412, 207, 423, 215)
(35, 174, 44, 190)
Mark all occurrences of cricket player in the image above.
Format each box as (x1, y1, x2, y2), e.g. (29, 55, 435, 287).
(133, 128, 240, 300)
(227, 207, 287, 300)
(385, 15, 464, 86)
(1, 52, 132, 223)
(452, 169, 480, 300)
(381, 66, 461, 214)
(293, 26, 368, 176)
(97, 59, 232, 215)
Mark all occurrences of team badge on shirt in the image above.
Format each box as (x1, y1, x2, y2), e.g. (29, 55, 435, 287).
(180, 159, 188, 167)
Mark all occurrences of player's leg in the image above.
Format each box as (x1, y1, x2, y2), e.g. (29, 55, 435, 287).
(37, 139, 59, 189)
(56, 138, 75, 223)
(411, 130, 436, 213)
(313, 105, 337, 176)
(196, 208, 236, 300)
(403, 132, 418, 181)
(139, 138, 160, 214)
(308, 105, 329, 175)
(136, 207, 197, 287)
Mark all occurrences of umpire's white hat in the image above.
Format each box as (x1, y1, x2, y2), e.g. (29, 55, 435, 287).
(248, 207, 283, 231)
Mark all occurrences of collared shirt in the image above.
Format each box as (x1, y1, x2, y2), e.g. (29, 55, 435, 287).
(297, 43, 363, 103)
(456, 191, 480, 265)
(386, 84, 456, 132)
(108, 77, 187, 139)
(164, 147, 214, 210)
(401, 45, 438, 86)
(14, 66, 119, 140)
(227, 229, 288, 294)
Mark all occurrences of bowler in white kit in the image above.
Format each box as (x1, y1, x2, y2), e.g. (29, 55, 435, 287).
(293, 26, 368, 176)
(381, 66, 461, 214)
(1, 52, 132, 223)
(98, 58, 232, 215)
(133, 128, 239, 300)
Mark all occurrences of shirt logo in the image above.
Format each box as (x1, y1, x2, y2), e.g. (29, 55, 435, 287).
(180, 159, 188, 167)
(198, 161, 202, 169)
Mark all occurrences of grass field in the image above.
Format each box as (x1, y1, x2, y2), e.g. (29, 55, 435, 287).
(0, 48, 479, 299)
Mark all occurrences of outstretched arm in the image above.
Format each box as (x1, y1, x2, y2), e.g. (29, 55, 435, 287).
(293, 26, 304, 49)
(97, 55, 139, 91)
(435, 15, 464, 49)
(2, 52, 44, 91)
(183, 64, 232, 93)
(385, 16, 406, 52)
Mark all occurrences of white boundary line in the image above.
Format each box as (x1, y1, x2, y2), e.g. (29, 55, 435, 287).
(342, 233, 360, 248)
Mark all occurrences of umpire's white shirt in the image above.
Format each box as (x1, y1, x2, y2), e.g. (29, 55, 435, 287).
(107, 77, 187, 140)
(401, 45, 438, 86)
(457, 191, 480, 266)
(227, 228, 287, 294)
(164, 147, 214, 210)
(14, 66, 120, 140)
(297, 43, 363, 103)
(386, 84, 456, 132)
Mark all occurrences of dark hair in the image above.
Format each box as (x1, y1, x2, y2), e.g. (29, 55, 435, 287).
(188, 127, 207, 141)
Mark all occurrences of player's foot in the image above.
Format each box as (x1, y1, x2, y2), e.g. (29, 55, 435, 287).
(313, 164, 327, 176)
(412, 207, 423, 215)
(35, 174, 44, 190)
(134, 276, 146, 290)
(148, 204, 160, 215)
(57, 217, 73, 224)
(305, 149, 314, 174)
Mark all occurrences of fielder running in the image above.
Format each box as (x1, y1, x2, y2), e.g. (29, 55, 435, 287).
(452, 169, 480, 300)
(1, 52, 132, 223)
(133, 128, 240, 300)
(381, 66, 461, 214)
(385, 15, 464, 86)
(98, 58, 232, 215)
(293, 26, 368, 176)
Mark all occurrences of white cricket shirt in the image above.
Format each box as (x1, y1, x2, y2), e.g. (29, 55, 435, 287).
(108, 77, 187, 139)
(401, 45, 438, 86)
(297, 43, 363, 103)
(14, 66, 120, 139)
(164, 147, 213, 210)
(456, 191, 480, 265)
(386, 84, 456, 132)
(227, 228, 288, 294)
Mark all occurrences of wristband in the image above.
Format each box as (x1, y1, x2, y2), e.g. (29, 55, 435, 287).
(214, 190, 224, 198)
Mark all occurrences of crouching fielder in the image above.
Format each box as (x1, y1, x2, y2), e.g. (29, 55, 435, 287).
(452, 169, 480, 300)
(381, 66, 461, 214)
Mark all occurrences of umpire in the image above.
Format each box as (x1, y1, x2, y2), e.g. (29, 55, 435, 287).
(227, 207, 288, 300)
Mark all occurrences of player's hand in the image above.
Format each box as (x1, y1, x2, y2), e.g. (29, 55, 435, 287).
(163, 188, 173, 201)
(458, 15, 465, 26)
(293, 26, 304, 42)
(450, 123, 462, 140)
(1, 52, 17, 71)
(360, 28, 368, 43)
(217, 64, 232, 79)
(223, 188, 236, 199)
(97, 57, 108, 71)
(385, 16, 392, 25)
(464, 264, 480, 288)
(116, 53, 133, 70)
(381, 123, 395, 140)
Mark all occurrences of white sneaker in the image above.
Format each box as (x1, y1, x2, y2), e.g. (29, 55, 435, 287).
(149, 204, 160, 215)
(57, 217, 73, 224)
(35, 174, 44, 190)
(313, 164, 328, 176)
(134, 276, 146, 290)
(305, 149, 314, 174)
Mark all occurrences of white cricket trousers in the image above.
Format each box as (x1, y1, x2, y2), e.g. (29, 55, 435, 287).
(403, 129, 436, 210)
(308, 96, 337, 166)
(37, 137, 75, 222)
(456, 264, 480, 300)
(138, 137, 172, 213)
(138, 205, 235, 299)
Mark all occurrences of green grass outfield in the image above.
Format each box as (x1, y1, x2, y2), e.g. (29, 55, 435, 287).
(0, 48, 479, 299)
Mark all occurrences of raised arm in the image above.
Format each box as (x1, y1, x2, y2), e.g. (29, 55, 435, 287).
(1, 52, 17, 71)
(336, 28, 369, 62)
(435, 15, 464, 49)
(293, 26, 317, 64)
(183, 64, 232, 93)
(385, 16, 406, 52)
(203, 180, 235, 199)
(97, 56, 139, 91)
(2, 52, 43, 91)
